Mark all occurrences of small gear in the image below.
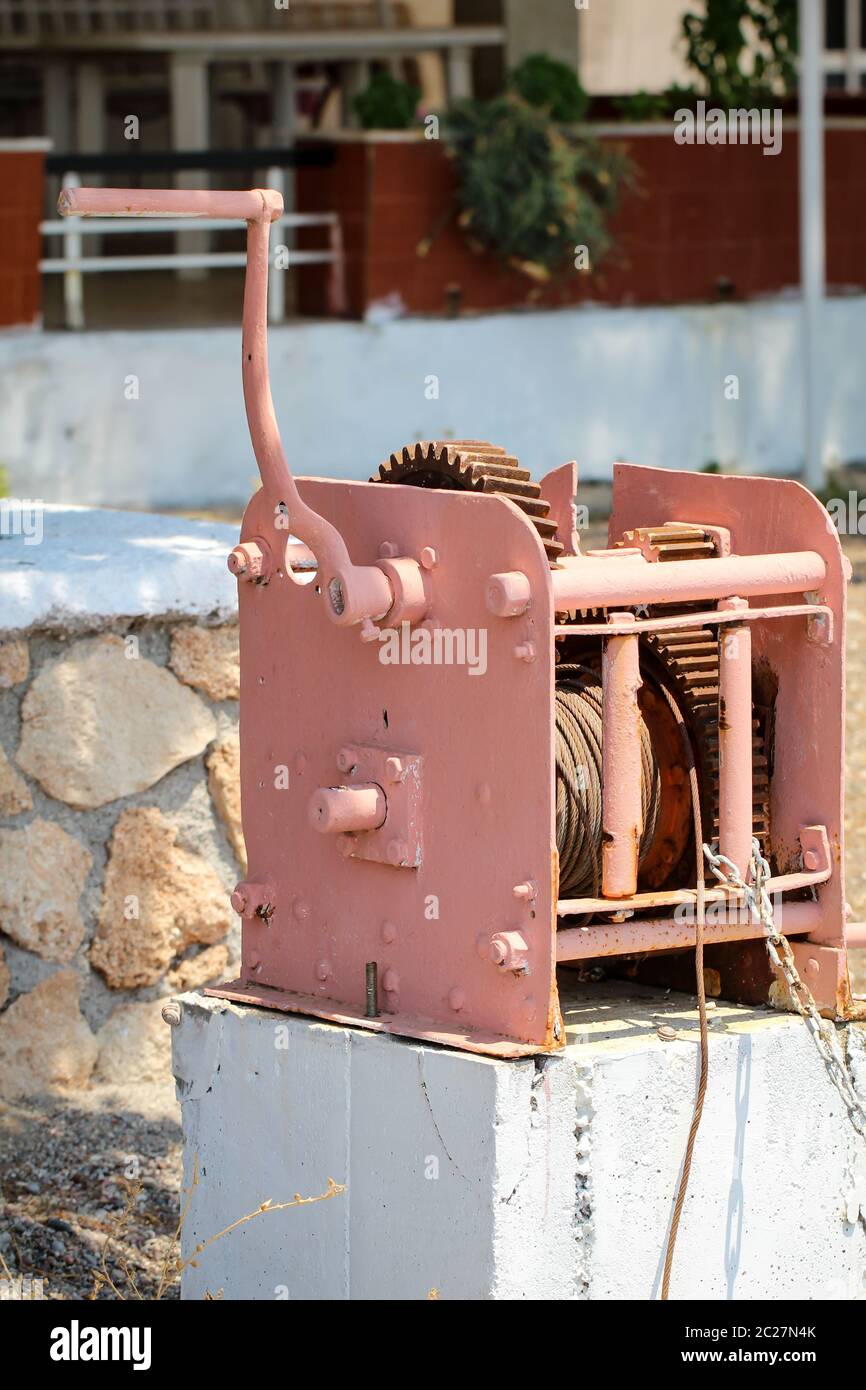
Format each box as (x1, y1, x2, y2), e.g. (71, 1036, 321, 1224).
(372, 439, 564, 562)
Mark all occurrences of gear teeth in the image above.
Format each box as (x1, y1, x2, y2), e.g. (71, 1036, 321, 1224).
(373, 439, 564, 563)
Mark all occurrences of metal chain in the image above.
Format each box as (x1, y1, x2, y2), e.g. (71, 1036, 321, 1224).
(703, 838, 866, 1139)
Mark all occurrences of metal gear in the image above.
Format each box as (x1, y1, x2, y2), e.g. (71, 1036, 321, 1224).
(372, 439, 564, 562)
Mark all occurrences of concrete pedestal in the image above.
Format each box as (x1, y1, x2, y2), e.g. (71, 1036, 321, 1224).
(171, 981, 866, 1300)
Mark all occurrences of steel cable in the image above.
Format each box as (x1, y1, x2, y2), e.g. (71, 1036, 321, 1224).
(554, 663, 661, 898)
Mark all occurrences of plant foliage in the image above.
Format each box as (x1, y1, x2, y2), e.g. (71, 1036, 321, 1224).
(679, 0, 798, 105)
(507, 53, 589, 124)
(353, 70, 420, 130)
(444, 94, 628, 281)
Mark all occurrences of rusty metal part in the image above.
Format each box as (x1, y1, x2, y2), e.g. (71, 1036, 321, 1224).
(372, 440, 564, 563)
(618, 521, 719, 563)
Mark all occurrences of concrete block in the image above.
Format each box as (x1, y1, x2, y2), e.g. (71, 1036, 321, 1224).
(171, 982, 866, 1300)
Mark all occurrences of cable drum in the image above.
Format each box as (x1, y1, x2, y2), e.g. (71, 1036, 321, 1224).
(555, 663, 661, 899)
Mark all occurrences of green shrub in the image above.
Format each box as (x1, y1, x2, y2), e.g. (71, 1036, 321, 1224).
(353, 70, 420, 130)
(444, 94, 629, 281)
(508, 53, 589, 124)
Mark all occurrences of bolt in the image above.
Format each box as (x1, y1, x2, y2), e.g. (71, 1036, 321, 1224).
(384, 756, 405, 783)
(379, 540, 400, 559)
(316, 959, 331, 982)
(230, 888, 248, 916)
(657, 1025, 678, 1042)
(381, 920, 397, 945)
(513, 881, 536, 903)
(419, 546, 438, 570)
(382, 969, 400, 993)
(161, 1001, 182, 1028)
(490, 939, 507, 965)
(448, 987, 466, 1012)
(804, 849, 820, 872)
(387, 839, 407, 866)
(514, 641, 536, 663)
(359, 618, 381, 643)
(328, 577, 345, 615)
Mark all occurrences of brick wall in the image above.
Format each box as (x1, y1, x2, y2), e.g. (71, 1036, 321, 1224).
(297, 128, 866, 318)
(0, 143, 47, 329)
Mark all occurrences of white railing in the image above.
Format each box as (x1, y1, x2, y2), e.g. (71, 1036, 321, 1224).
(40, 169, 346, 329)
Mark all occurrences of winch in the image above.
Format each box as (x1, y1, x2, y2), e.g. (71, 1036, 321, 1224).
(61, 183, 860, 1057)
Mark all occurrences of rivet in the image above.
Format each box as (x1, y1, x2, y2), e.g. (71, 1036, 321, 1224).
(513, 881, 536, 903)
(806, 957, 820, 978)
(316, 959, 331, 981)
(384, 756, 405, 783)
(379, 540, 400, 559)
(804, 849, 819, 871)
(419, 546, 438, 570)
(381, 921, 398, 944)
(336, 746, 355, 773)
(514, 641, 536, 663)
(448, 987, 465, 1012)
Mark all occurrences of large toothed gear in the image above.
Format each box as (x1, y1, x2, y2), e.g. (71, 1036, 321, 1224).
(372, 440, 564, 563)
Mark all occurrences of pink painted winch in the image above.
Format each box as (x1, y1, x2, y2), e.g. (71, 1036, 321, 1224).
(62, 185, 862, 1057)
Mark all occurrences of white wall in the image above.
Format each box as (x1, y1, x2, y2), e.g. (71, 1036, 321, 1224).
(2, 297, 865, 510)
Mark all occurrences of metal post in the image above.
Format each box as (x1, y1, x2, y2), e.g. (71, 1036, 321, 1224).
(447, 45, 472, 102)
(717, 597, 753, 879)
(266, 165, 286, 325)
(798, 0, 827, 492)
(601, 611, 642, 898)
(61, 171, 85, 331)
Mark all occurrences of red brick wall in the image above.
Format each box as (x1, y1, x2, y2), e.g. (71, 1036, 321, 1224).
(296, 129, 866, 319)
(0, 150, 45, 328)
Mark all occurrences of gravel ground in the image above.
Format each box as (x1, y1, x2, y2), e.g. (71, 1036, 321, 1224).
(0, 1088, 181, 1301)
(0, 518, 863, 1301)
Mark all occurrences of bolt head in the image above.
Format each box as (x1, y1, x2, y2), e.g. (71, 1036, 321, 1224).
(316, 959, 331, 982)
(804, 849, 819, 871)
(230, 888, 248, 916)
(384, 756, 405, 782)
(419, 546, 438, 570)
(379, 540, 400, 559)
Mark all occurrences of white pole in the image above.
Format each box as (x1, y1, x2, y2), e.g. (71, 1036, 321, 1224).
(267, 165, 286, 325)
(61, 171, 85, 331)
(799, 0, 827, 492)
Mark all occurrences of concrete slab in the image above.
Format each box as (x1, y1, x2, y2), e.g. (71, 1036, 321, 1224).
(171, 978, 866, 1300)
(0, 504, 238, 635)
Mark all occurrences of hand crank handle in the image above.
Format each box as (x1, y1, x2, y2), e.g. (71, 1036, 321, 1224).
(59, 186, 393, 627)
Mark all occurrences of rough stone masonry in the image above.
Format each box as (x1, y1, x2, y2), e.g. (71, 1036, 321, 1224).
(0, 506, 244, 1098)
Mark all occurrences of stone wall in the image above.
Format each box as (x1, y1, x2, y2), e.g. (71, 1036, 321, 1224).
(0, 505, 242, 1100)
